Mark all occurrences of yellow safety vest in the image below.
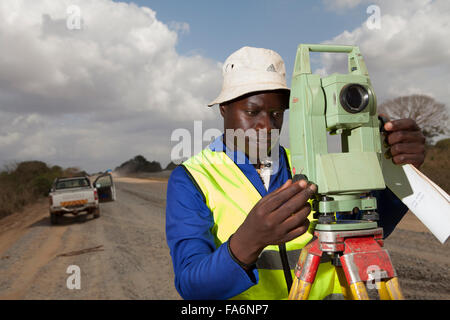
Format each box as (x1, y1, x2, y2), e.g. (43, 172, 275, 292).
(182, 147, 343, 300)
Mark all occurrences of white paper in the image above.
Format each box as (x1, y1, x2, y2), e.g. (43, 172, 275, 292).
(381, 157, 450, 244)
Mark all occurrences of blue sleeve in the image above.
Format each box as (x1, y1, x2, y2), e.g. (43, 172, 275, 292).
(372, 187, 408, 238)
(165, 166, 258, 300)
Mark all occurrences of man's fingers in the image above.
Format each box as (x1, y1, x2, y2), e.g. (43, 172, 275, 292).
(280, 219, 311, 244)
(390, 142, 425, 157)
(279, 204, 311, 232)
(386, 130, 425, 145)
(272, 179, 293, 195)
(257, 179, 293, 207)
(392, 153, 425, 168)
(384, 118, 420, 132)
(271, 183, 317, 223)
(263, 179, 309, 212)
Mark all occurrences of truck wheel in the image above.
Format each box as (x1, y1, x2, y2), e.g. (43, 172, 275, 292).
(50, 212, 58, 225)
(93, 208, 100, 218)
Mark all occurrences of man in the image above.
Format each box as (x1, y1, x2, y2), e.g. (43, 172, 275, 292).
(166, 47, 426, 300)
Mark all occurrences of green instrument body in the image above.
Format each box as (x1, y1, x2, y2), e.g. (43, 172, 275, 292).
(289, 44, 385, 215)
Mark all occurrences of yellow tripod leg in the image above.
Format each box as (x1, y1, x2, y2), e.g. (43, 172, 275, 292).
(288, 277, 299, 300)
(385, 277, 405, 300)
(289, 278, 312, 300)
(335, 267, 353, 300)
(377, 280, 391, 300)
(297, 279, 312, 300)
(349, 282, 369, 300)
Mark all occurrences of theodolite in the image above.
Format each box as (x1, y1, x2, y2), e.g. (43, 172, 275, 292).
(288, 44, 404, 300)
(289, 44, 385, 223)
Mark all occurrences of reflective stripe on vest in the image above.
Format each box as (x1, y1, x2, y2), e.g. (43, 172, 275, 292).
(182, 147, 343, 300)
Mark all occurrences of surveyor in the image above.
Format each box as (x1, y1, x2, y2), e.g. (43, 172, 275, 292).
(165, 46, 426, 300)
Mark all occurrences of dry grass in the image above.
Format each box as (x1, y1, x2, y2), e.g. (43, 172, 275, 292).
(420, 138, 450, 193)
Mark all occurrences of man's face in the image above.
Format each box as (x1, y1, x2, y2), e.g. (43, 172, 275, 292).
(219, 90, 289, 163)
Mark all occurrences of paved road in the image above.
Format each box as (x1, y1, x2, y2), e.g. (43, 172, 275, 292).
(0, 176, 180, 299)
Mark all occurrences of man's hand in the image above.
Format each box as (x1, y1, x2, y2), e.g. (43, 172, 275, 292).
(384, 118, 426, 169)
(229, 179, 316, 268)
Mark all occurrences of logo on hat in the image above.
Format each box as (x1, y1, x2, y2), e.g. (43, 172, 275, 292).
(266, 64, 276, 72)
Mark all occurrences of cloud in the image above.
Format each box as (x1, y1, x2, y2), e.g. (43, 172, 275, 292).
(0, 0, 222, 172)
(317, 0, 450, 114)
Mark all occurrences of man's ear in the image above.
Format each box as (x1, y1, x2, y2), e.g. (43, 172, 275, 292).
(219, 104, 226, 117)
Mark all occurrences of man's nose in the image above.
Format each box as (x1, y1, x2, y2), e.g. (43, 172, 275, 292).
(255, 112, 273, 132)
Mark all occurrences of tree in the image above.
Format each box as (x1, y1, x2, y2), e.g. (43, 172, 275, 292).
(115, 155, 162, 174)
(378, 94, 449, 145)
(165, 161, 178, 171)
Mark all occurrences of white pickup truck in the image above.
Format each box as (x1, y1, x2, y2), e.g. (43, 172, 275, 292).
(49, 173, 116, 224)
(49, 176, 99, 224)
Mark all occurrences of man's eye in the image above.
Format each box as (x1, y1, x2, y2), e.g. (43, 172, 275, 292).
(272, 111, 284, 117)
(246, 110, 258, 116)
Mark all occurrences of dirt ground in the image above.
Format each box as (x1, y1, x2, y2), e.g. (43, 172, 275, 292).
(383, 212, 450, 299)
(0, 176, 180, 300)
(0, 175, 448, 300)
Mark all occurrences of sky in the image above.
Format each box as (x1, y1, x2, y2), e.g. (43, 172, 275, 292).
(0, 0, 449, 173)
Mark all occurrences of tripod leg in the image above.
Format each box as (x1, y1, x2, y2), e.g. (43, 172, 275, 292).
(385, 277, 405, 300)
(288, 276, 300, 300)
(335, 266, 353, 300)
(289, 244, 309, 300)
(377, 280, 391, 300)
(289, 252, 321, 300)
(289, 278, 312, 300)
(340, 253, 369, 300)
(349, 282, 369, 300)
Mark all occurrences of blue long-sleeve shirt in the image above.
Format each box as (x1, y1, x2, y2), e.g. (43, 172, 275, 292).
(165, 135, 408, 300)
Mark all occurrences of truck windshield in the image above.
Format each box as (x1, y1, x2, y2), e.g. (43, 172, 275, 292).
(55, 178, 90, 190)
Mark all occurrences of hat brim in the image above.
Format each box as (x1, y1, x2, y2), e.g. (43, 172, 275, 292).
(208, 83, 290, 107)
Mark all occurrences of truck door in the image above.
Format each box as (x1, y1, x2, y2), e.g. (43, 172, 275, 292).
(94, 173, 116, 202)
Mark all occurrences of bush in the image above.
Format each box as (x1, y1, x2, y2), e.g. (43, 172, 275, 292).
(32, 175, 53, 196)
(0, 161, 86, 219)
(115, 155, 162, 174)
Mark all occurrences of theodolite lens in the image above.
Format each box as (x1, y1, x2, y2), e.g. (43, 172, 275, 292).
(340, 84, 369, 113)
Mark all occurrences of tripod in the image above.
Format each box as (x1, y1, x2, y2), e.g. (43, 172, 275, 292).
(288, 220, 404, 300)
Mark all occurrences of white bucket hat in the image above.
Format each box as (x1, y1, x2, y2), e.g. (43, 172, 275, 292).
(208, 46, 290, 107)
